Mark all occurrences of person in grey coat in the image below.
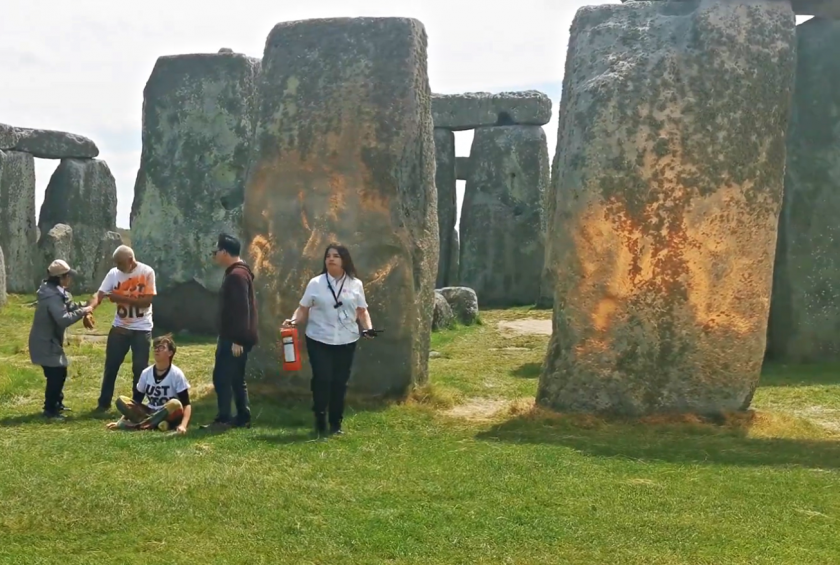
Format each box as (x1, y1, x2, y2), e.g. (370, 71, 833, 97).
(29, 260, 93, 420)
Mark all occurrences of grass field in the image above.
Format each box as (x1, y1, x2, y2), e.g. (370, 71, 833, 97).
(1, 294, 839, 564)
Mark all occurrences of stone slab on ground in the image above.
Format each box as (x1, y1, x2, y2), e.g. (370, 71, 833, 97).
(432, 91, 552, 131)
(537, 1, 796, 416)
(244, 17, 437, 397)
(497, 319, 552, 336)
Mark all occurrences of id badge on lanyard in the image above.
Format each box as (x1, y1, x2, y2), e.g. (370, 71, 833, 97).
(327, 276, 348, 322)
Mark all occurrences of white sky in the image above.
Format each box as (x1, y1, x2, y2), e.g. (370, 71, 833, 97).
(0, 1, 810, 228)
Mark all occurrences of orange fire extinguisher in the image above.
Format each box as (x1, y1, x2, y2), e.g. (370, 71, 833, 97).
(280, 326, 302, 372)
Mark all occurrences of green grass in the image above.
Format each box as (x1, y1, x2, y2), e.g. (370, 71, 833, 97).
(1, 294, 840, 564)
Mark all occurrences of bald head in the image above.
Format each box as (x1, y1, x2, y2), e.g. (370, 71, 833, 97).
(113, 245, 136, 272)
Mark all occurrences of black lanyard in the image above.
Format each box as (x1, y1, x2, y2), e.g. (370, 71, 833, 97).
(326, 275, 346, 309)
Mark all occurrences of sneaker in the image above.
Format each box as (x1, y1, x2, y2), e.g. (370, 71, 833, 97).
(200, 419, 232, 431)
(58, 404, 71, 412)
(42, 411, 66, 421)
(93, 405, 110, 413)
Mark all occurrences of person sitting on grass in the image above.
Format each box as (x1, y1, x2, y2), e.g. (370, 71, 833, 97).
(106, 335, 192, 434)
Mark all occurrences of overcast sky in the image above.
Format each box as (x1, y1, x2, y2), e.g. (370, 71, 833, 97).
(1, 1, 809, 228)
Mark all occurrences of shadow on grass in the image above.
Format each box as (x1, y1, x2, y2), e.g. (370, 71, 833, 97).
(476, 409, 840, 470)
(759, 361, 840, 387)
(511, 362, 541, 379)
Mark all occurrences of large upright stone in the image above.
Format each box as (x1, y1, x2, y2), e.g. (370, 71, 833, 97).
(244, 17, 437, 396)
(131, 52, 261, 334)
(432, 91, 552, 131)
(37, 224, 74, 278)
(39, 159, 118, 292)
(537, 1, 796, 416)
(0, 150, 37, 292)
(460, 125, 548, 306)
(0, 245, 6, 307)
(434, 128, 456, 288)
(768, 18, 840, 363)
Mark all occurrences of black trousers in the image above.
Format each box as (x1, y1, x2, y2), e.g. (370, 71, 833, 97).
(212, 338, 251, 424)
(42, 366, 68, 413)
(305, 336, 358, 428)
(98, 326, 151, 409)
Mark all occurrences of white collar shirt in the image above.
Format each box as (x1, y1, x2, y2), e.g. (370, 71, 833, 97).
(300, 273, 368, 345)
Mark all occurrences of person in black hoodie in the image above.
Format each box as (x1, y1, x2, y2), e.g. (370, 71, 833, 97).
(203, 233, 259, 430)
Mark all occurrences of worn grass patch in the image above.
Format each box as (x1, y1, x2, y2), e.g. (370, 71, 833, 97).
(1, 295, 839, 564)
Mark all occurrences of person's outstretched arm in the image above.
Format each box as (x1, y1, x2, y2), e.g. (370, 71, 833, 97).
(46, 295, 90, 328)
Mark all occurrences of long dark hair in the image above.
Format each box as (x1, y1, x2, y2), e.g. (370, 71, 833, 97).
(320, 243, 357, 279)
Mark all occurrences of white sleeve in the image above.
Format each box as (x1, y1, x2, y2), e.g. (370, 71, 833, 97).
(145, 266, 157, 296)
(300, 278, 318, 307)
(356, 281, 368, 309)
(174, 368, 190, 393)
(98, 270, 115, 294)
(136, 370, 147, 394)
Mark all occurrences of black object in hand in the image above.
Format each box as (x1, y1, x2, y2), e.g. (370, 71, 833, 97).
(361, 329, 384, 338)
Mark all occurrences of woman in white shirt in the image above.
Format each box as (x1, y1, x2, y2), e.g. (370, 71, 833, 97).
(283, 243, 374, 437)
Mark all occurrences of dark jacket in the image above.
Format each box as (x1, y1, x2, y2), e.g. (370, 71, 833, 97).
(218, 261, 259, 347)
(29, 281, 87, 367)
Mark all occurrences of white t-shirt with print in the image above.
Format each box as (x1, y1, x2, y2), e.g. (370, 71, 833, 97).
(300, 273, 368, 346)
(136, 363, 190, 411)
(98, 262, 157, 331)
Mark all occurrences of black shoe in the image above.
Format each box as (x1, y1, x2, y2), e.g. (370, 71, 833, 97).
(232, 420, 252, 429)
(42, 410, 66, 421)
(200, 418, 232, 431)
(58, 404, 71, 412)
(93, 405, 110, 413)
(329, 427, 344, 436)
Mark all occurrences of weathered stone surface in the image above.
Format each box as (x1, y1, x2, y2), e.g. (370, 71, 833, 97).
(0, 150, 37, 292)
(537, 145, 559, 310)
(432, 290, 455, 330)
(455, 156, 471, 181)
(244, 17, 438, 396)
(460, 125, 549, 306)
(131, 52, 261, 334)
(438, 287, 479, 325)
(434, 128, 457, 288)
(37, 224, 74, 281)
(448, 228, 460, 286)
(791, 0, 840, 18)
(432, 91, 552, 131)
(11, 128, 98, 159)
(0, 245, 6, 307)
(537, 1, 796, 416)
(39, 159, 118, 292)
(768, 18, 840, 362)
(94, 231, 124, 286)
(0, 123, 18, 149)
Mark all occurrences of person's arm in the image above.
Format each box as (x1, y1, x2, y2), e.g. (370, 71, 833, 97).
(175, 376, 192, 432)
(89, 271, 115, 310)
(286, 305, 310, 327)
(111, 294, 154, 309)
(46, 295, 90, 328)
(224, 273, 252, 345)
(283, 279, 316, 327)
(355, 282, 372, 332)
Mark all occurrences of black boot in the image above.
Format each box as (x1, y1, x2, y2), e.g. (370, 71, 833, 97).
(313, 412, 328, 438)
(329, 415, 343, 436)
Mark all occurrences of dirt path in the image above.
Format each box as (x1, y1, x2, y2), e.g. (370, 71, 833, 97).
(496, 319, 552, 336)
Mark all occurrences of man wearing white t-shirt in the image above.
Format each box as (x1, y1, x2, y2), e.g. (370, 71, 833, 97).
(106, 334, 192, 433)
(89, 245, 157, 412)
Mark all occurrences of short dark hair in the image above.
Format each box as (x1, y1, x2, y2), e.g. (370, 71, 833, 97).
(217, 233, 241, 257)
(153, 334, 177, 356)
(320, 243, 357, 279)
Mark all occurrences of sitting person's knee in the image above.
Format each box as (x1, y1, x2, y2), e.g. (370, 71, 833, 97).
(163, 398, 183, 412)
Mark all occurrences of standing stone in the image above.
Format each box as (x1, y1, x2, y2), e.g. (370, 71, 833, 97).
(432, 291, 455, 330)
(455, 156, 472, 181)
(448, 228, 460, 286)
(434, 128, 456, 288)
(131, 52, 261, 334)
(39, 159, 118, 293)
(768, 18, 840, 363)
(0, 150, 37, 293)
(537, 1, 796, 416)
(460, 125, 548, 306)
(37, 224, 74, 280)
(438, 287, 479, 325)
(537, 149, 558, 310)
(244, 17, 437, 396)
(0, 245, 6, 307)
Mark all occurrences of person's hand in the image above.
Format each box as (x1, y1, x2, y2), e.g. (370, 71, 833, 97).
(175, 425, 187, 434)
(281, 319, 295, 328)
(83, 313, 95, 330)
(106, 421, 119, 430)
(232, 343, 243, 357)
